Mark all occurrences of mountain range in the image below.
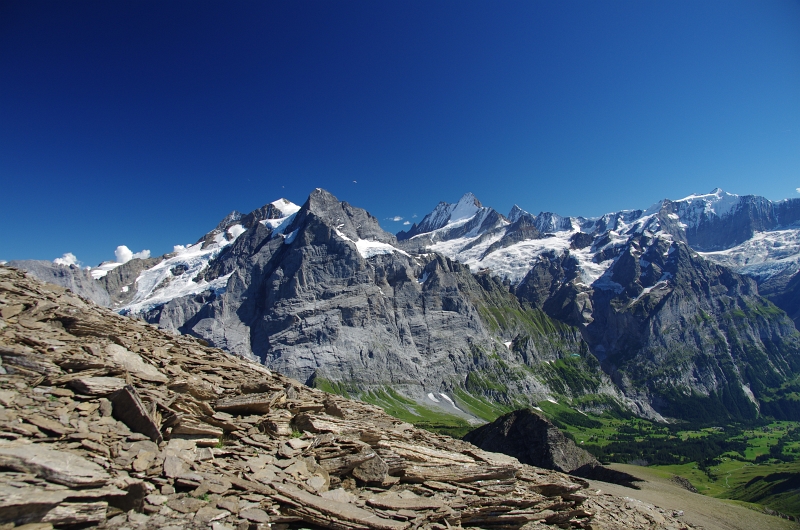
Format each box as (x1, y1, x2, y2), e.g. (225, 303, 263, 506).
(10, 188, 800, 425)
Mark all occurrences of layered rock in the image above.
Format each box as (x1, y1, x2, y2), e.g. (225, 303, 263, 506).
(0, 265, 695, 529)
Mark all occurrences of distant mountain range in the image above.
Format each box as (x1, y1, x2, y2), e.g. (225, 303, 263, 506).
(10, 188, 800, 424)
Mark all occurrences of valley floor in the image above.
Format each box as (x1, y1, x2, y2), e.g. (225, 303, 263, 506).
(587, 463, 799, 530)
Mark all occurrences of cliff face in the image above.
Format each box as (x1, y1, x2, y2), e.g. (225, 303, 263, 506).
(132, 190, 612, 417)
(514, 227, 800, 422)
(10, 188, 800, 425)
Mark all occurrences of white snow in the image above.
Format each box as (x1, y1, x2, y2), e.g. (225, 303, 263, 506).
(332, 228, 410, 259)
(449, 194, 481, 224)
(227, 224, 246, 239)
(427, 227, 612, 286)
(355, 239, 409, 258)
(120, 231, 239, 314)
(503, 341, 512, 349)
(121, 286, 129, 293)
(271, 198, 300, 217)
(283, 229, 299, 244)
(90, 261, 123, 279)
(546, 398, 558, 404)
(700, 228, 800, 280)
(438, 393, 462, 411)
(262, 212, 298, 238)
(426, 393, 440, 403)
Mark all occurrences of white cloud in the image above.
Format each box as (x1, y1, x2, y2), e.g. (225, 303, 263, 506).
(173, 244, 187, 253)
(412, 214, 418, 218)
(388, 216, 404, 222)
(796, 188, 800, 194)
(54, 252, 79, 267)
(115, 245, 150, 264)
(403, 221, 411, 225)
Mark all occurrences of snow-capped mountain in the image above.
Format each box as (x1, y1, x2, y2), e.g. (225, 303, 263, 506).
(401, 189, 800, 422)
(397, 192, 507, 242)
(404, 189, 800, 291)
(9, 187, 800, 424)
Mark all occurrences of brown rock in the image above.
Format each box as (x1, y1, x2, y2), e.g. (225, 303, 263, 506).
(352, 454, 389, 484)
(109, 385, 163, 443)
(214, 393, 272, 414)
(0, 443, 109, 488)
(166, 496, 207, 514)
(68, 377, 126, 396)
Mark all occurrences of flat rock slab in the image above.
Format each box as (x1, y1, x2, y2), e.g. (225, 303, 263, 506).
(105, 344, 168, 383)
(214, 393, 273, 414)
(25, 414, 73, 436)
(367, 494, 445, 511)
(68, 377, 126, 396)
(166, 496, 208, 514)
(0, 443, 110, 488)
(273, 482, 409, 530)
(402, 463, 518, 484)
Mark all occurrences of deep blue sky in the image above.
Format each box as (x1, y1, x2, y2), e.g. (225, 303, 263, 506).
(2, 1, 799, 266)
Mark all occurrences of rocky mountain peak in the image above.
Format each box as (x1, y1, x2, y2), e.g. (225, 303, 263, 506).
(507, 204, 528, 223)
(397, 192, 491, 241)
(295, 188, 395, 244)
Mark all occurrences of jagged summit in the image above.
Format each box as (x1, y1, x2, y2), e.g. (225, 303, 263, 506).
(507, 204, 528, 223)
(397, 192, 483, 240)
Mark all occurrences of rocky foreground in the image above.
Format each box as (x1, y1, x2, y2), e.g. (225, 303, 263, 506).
(0, 265, 693, 529)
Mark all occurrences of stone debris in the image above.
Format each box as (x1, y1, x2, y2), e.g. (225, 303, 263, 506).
(0, 265, 696, 529)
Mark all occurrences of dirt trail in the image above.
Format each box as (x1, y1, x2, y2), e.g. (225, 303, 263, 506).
(587, 463, 799, 530)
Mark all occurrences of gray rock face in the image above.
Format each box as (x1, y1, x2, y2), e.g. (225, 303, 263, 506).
(7, 260, 111, 307)
(138, 189, 607, 414)
(516, 226, 800, 421)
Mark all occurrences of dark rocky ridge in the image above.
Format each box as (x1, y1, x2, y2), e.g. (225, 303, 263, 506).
(463, 409, 641, 489)
(463, 409, 598, 474)
(6, 260, 111, 308)
(516, 229, 800, 422)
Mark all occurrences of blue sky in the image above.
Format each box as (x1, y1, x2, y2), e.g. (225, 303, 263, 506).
(2, 1, 799, 266)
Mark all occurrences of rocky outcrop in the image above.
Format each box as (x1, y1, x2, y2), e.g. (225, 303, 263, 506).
(585, 235, 800, 422)
(463, 409, 641, 489)
(0, 265, 696, 529)
(463, 409, 597, 474)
